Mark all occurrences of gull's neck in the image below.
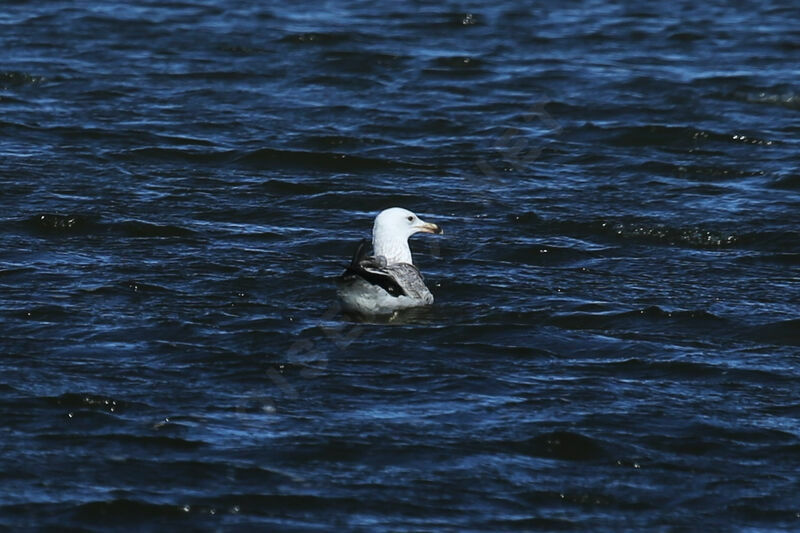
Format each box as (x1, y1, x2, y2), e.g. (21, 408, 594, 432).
(373, 227, 413, 265)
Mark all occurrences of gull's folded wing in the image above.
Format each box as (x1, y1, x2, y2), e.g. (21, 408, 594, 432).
(341, 238, 407, 297)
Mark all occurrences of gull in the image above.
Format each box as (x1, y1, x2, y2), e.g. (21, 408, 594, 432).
(336, 207, 443, 315)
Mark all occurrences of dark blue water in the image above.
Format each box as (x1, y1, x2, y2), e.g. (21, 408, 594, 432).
(2, 1, 799, 530)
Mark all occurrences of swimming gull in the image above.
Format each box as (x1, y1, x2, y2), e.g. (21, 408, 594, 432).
(336, 207, 443, 315)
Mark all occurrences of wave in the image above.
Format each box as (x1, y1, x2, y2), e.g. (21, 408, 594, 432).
(388, 10, 486, 29)
(36, 432, 205, 450)
(734, 89, 800, 110)
(10, 304, 77, 322)
(597, 124, 777, 149)
(111, 144, 429, 173)
(234, 146, 428, 172)
(318, 50, 411, 75)
(22, 214, 196, 239)
(548, 306, 729, 332)
(507, 431, 607, 461)
(735, 253, 800, 266)
(744, 318, 800, 346)
(44, 393, 123, 412)
(110, 147, 234, 164)
(637, 160, 765, 181)
(492, 243, 609, 266)
(768, 174, 800, 190)
(115, 220, 195, 238)
(598, 357, 793, 386)
(278, 31, 358, 45)
(0, 70, 44, 87)
(511, 213, 745, 249)
(0, 266, 35, 277)
(423, 59, 490, 78)
(26, 213, 96, 233)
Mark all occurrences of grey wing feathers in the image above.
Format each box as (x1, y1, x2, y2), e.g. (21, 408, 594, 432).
(382, 263, 431, 301)
(341, 239, 406, 296)
(339, 239, 433, 303)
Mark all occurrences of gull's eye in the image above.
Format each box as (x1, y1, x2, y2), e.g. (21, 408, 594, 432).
(407, 216, 414, 222)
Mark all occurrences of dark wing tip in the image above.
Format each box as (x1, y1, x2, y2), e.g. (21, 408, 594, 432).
(349, 238, 370, 269)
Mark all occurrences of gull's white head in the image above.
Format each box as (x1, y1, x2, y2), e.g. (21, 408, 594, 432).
(372, 207, 442, 265)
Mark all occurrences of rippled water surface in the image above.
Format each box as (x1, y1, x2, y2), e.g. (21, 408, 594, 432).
(2, 1, 799, 530)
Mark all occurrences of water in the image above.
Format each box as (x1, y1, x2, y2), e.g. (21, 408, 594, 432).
(2, 1, 799, 530)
